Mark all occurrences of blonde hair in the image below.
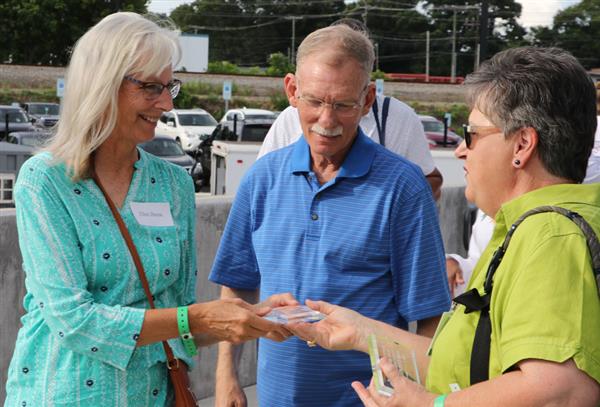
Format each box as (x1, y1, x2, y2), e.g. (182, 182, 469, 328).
(296, 25, 374, 84)
(47, 12, 181, 180)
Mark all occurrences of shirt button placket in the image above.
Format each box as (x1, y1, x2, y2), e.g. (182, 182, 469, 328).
(308, 191, 321, 238)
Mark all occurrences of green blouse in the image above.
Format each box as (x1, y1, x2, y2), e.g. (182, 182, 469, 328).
(427, 183, 600, 394)
(5, 149, 197, 406)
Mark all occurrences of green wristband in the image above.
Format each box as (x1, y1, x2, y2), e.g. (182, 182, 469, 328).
(434, 395, 447, 407)
(177, 306, 197, 357)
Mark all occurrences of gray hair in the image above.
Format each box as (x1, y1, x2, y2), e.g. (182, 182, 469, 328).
(46, 12, 181, 180)
(296, 25, 374, 84)
(465, 46, 596, 183)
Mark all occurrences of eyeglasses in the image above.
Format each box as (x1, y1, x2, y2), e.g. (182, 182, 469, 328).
(462, 124, 502, 149)
(124, 76, 182, 100)
(296, 86, 367, 117)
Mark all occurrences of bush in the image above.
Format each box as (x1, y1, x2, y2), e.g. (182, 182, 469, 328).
(371, 70, 386, 80)
(207, 60, 240, 75)
(265, 52, 294, 77)
(270, 92, 290, 112)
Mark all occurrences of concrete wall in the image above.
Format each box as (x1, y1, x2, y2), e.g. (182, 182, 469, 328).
(0, 187, 469, 403)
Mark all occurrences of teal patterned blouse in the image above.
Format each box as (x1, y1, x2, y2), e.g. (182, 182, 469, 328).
(5, 149, 197, 407)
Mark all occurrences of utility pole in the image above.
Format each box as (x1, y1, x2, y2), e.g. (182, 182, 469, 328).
(451, 10, 457, 83)
(286, 16, 301, 66)
(375, 42, 380, 72)
(426, 31, 430, 82)
(433, 5, 480, 81)
(480, 0, 489, 62)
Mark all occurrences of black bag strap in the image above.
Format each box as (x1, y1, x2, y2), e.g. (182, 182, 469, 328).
(453, 205, 600, 385)
(371, 96, 390, 147)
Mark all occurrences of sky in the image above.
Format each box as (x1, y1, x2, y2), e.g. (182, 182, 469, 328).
(148, 0, 578, 28)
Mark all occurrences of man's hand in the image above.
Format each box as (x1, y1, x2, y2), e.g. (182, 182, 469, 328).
(215, 377, 248, 407)
(446, 257, 464, 298)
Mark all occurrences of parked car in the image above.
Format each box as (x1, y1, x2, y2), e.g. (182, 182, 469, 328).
(155, 108, 218, 152)
(22, 102, 60, 128)
(0, 105, 36, 140)
(419, 115, 462, 146)
(195, 110, 276, 185)
(139, 134, 204, 192)
(7, 130, 52, 150)
(220, 107, 277, 123)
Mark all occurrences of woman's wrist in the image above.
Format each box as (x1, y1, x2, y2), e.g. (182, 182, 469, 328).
(355, 315, 377, 353)
(187, 303, 207, 335)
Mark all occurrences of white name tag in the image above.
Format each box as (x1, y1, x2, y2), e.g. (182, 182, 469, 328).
(129, 202, 174, 227)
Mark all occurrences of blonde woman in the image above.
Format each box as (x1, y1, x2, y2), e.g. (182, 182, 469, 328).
(5, 12, 290, 406)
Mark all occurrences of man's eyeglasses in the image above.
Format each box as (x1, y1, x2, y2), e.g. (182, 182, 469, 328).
(124, 76, 182, 100)
(462, 124, 502, 149)
(296, 85, 368, 117)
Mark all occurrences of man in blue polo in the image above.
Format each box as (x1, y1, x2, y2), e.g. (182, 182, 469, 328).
(210, 25, 450, 407)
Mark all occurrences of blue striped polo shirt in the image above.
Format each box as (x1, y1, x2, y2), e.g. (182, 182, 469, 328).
(209, 130, 450, 406)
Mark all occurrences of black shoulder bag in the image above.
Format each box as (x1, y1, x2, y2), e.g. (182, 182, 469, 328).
(453, 205, 600, 385)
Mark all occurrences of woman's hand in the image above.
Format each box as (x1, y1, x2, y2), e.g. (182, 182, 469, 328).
(352, 358, 437, 407)
(189, 298, 288, 344)
(286, 299, 371, 352)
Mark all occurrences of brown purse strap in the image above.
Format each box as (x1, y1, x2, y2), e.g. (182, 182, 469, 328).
(92, 173, 178, 365)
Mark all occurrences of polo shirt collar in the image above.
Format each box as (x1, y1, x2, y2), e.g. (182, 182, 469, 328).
(290, 127, 375, 179)
(495, 183, 600, 228)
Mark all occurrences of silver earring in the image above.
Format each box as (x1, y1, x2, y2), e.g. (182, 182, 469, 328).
(514, 159, 521, 166)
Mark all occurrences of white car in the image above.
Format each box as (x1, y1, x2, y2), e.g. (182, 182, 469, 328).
(220, 107, 277, 123)
(156, 108, 218, 152)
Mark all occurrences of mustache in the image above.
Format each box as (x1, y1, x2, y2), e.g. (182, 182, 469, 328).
(310, 124, 343, 137)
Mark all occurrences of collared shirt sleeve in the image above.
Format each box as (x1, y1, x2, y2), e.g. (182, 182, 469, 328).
(208, 173, 261, 289)
(15, 175, 145, 371)
(495, 230, 600, 383)
(390, 185, 451, 321)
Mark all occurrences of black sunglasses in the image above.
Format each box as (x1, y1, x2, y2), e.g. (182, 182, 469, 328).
(462, 124, 502, 149)
(124, 76, 182, 100)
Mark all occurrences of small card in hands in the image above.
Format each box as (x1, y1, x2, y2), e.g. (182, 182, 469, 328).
(263, 305, 325, 324)
(367, 333, 421, 397)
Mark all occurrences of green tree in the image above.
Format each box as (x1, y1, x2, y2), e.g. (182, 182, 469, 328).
(345, 1, 431, 74)
(0, 0, 147, 65)
(531, 0, 600, 69)
(170, 0, 345, 67)
(421, 0, 527, 76)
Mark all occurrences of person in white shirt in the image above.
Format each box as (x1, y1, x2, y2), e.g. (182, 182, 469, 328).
(446, 209, 494, 297)
(259, 96, 444, 199)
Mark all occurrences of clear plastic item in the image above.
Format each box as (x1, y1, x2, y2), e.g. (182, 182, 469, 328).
(367, 333, 421, 397)
(263, 305, 325, 324)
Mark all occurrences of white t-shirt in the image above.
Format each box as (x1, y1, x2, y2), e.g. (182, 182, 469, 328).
(583, 116, 600, 184)
(258, 95, 436, 175)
